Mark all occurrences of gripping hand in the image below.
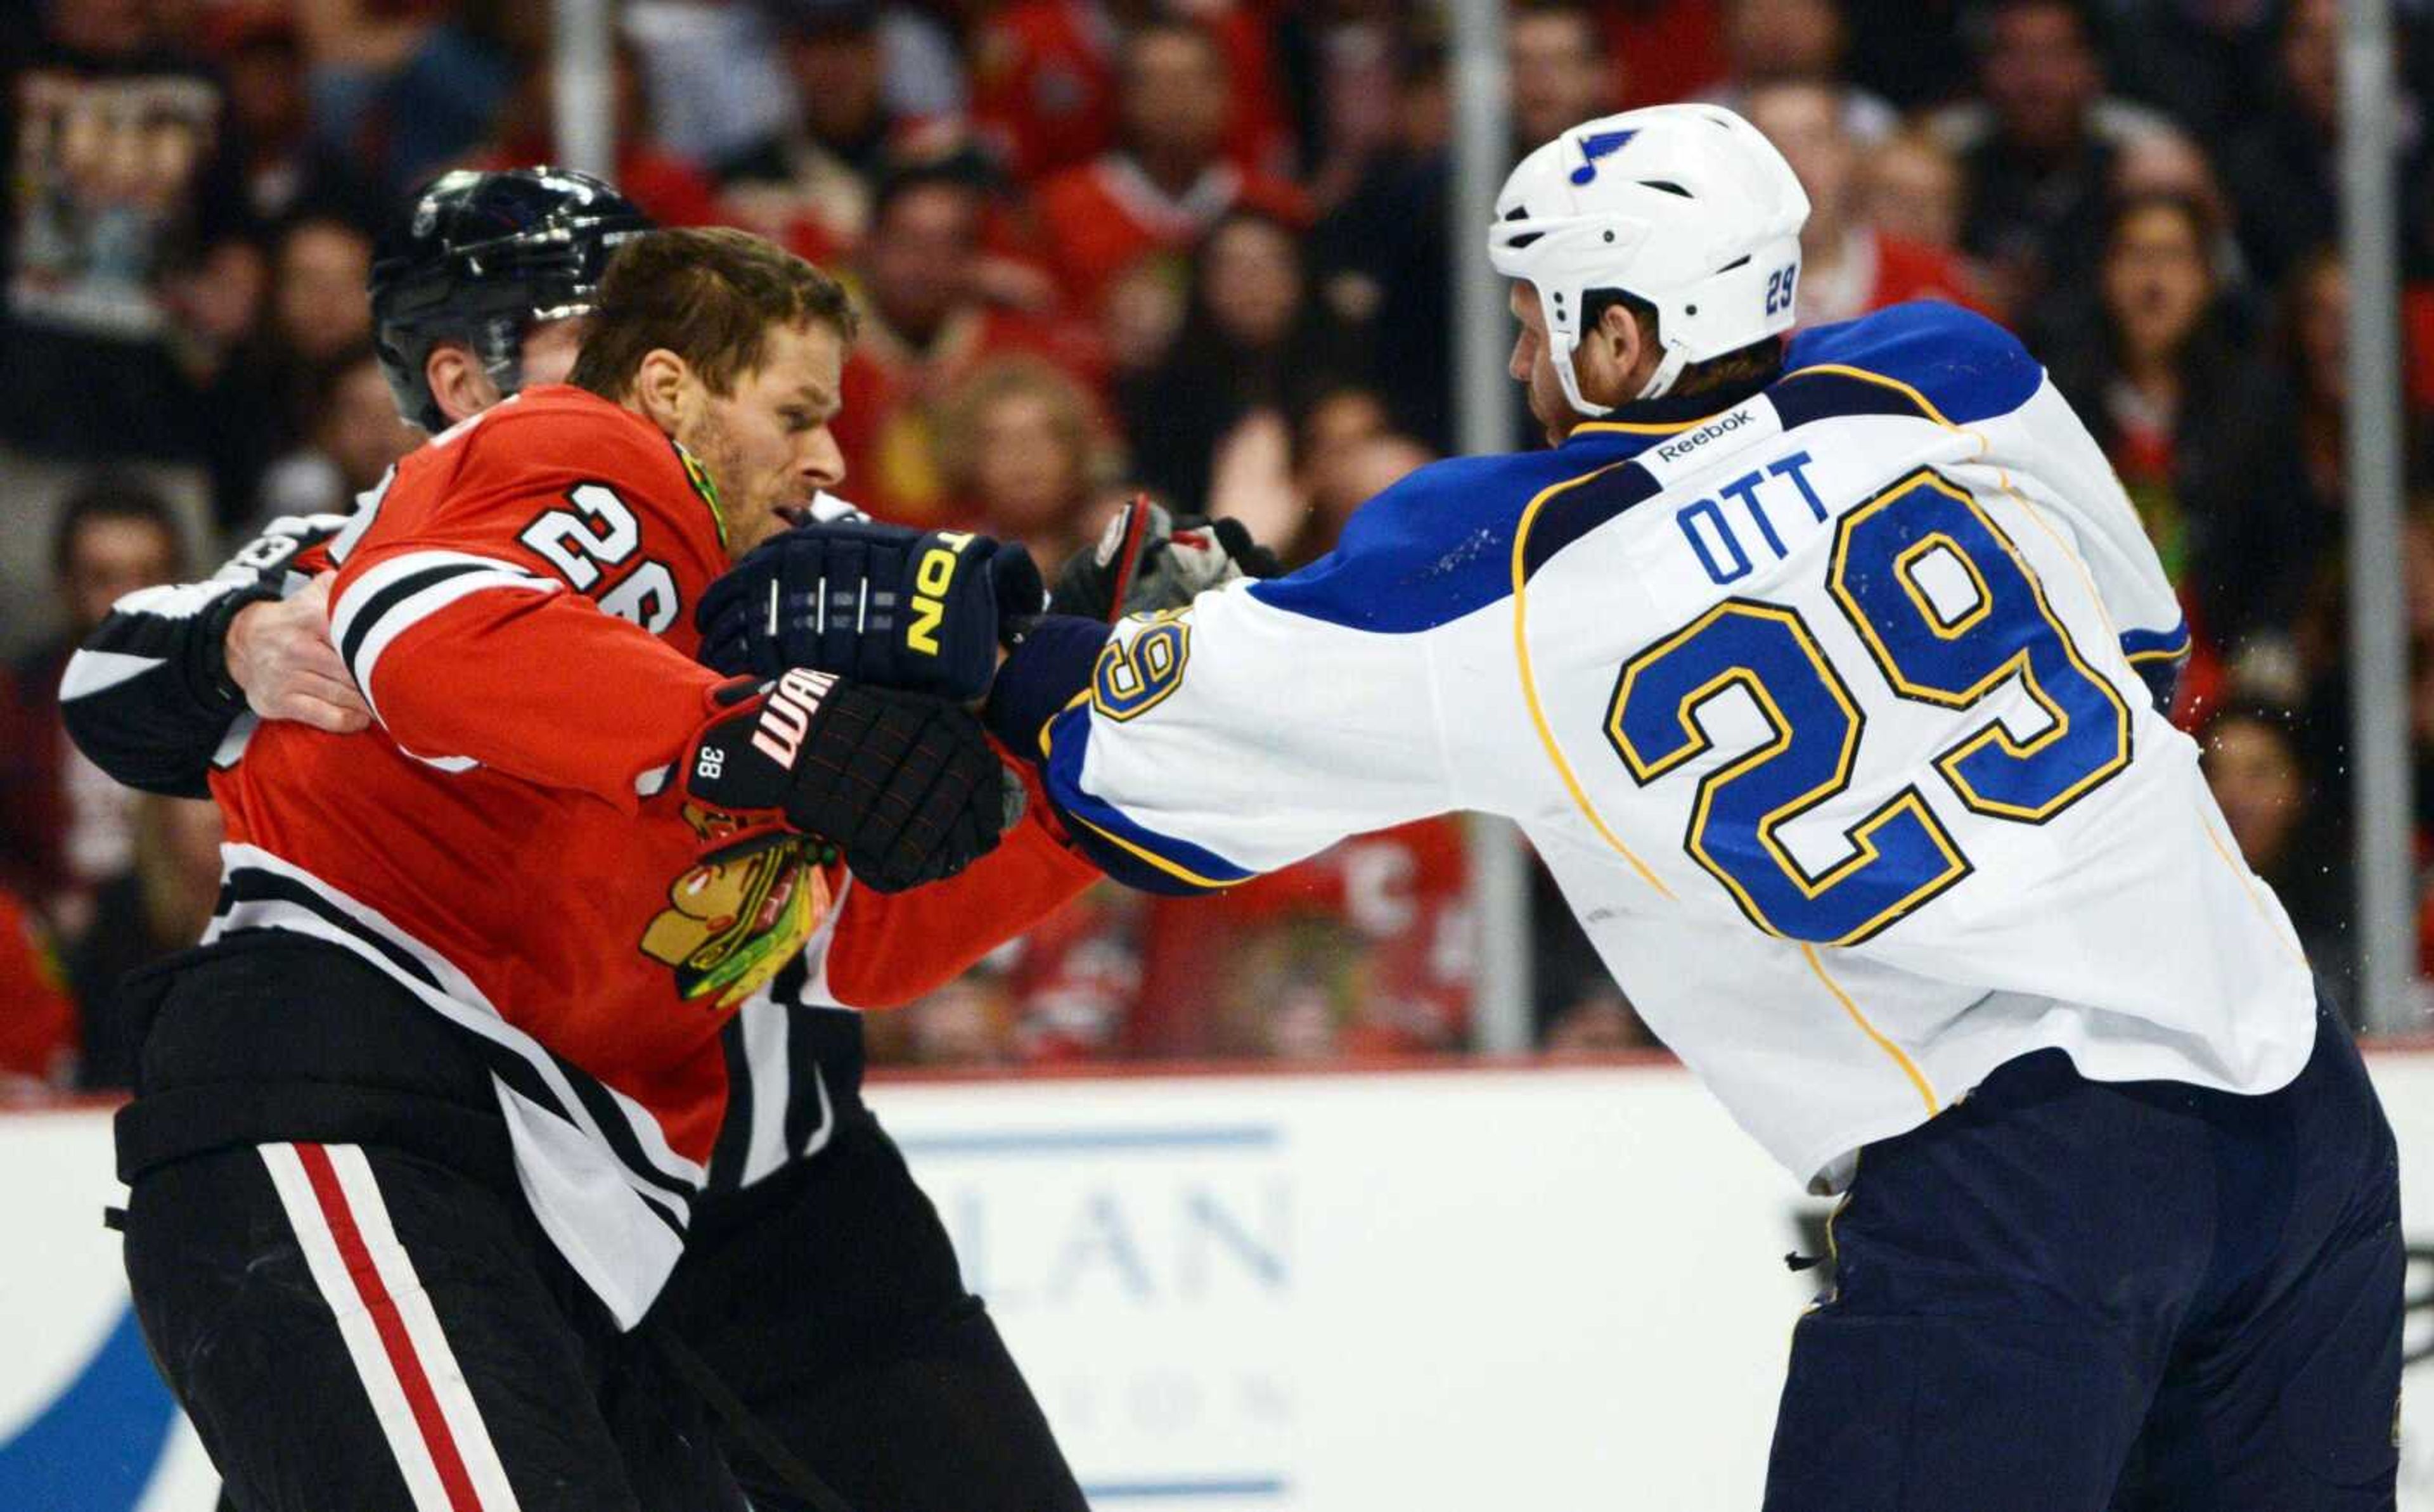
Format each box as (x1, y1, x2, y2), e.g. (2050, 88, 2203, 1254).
(1048, 497, 1282, 624)
(679, 670, 1020, 892)
(696, 520, 1045, 701)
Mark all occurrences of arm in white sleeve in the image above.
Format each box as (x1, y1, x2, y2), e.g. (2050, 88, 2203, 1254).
(989, 585, 1460, 894)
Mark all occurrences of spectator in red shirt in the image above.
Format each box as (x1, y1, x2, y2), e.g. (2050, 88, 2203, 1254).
(1033, 20, 1310, 318)
(1748, 82, 1989, 327)
(835, 164, 1101, 525)
(1858, 129, 1969, 264)
(0, 883, 76, 1091)
(972, 0, 1292, 186)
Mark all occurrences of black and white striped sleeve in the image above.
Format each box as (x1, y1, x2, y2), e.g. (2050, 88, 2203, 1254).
(60, 514, 350, 798)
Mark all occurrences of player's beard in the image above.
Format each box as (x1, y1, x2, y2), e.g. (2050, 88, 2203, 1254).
(688, 407, 779, 561)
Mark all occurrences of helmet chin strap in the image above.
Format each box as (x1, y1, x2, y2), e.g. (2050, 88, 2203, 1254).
(1635, 343, 1689, 402)
(473, 314, 527, 402)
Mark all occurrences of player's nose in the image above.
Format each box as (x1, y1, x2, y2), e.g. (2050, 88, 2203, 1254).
(798, 425, 845, 490)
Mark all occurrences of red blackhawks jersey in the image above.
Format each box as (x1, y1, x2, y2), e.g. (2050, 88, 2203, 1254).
(209, 386, 1097, 1322)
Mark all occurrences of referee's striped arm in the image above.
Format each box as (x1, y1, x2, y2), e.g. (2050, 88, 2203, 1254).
(329, 551, 562, 726)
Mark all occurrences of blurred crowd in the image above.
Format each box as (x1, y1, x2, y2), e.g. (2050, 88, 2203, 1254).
(2, 0, 2431, 1089)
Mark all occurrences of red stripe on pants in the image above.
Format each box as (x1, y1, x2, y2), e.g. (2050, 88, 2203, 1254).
(295, 1142, 487, 1512)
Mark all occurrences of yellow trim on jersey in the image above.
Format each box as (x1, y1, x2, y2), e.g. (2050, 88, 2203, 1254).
(1891, 532, 1992, 640)
(1090, 618, 1193, 722)
(1066, 811, 1249, 890)
(2123, 630, 2194, 664)
(1800, 944, 1940, 1117)
(1041, 689, 1092, 758)
(1509, 464, 1674, 899)
(1040, 689, 1247, 891)
(2196, 804, 2312, 969)
(1779, 362, 1959, 429)
(1570, 411, 1727, 437)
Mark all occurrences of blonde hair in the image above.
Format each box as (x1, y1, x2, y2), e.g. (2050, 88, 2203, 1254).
(933, 355, 1111, 499)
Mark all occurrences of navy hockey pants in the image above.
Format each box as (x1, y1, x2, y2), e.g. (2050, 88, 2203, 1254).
(126, 1139, 748, 1512)
(1763, 996, 2402, 1511)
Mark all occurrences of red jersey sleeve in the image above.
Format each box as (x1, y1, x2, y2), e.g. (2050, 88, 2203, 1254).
(327, 393, 733, 812)
(814, 756, 1102, 1008)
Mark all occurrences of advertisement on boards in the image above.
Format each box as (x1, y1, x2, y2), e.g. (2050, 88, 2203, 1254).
(3, 1054, 2428, 1510)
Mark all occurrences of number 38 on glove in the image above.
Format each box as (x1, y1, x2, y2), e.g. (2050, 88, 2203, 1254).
(676, 670, 1023, 895)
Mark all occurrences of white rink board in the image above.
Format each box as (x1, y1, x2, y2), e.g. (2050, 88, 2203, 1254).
(1, 1053, 2428, 1511)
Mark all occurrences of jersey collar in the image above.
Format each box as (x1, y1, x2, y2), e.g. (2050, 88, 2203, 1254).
(1558, 356, 1786, 457)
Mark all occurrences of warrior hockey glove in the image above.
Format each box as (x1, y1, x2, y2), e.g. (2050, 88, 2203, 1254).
(1046, 497, 1282, 624)
(679, 671, 1022, 892)
(695, 519, 1046, 702)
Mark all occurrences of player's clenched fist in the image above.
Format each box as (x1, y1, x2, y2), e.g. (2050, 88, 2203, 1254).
(679, 670, 1020, 892)
(695, 518, 1045, 702)
(224, 577, 373, 733)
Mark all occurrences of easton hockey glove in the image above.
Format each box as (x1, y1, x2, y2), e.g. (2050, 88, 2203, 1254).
(695, 519, 1046, 702)
(679, 670, 1021, 892)
(1047, 497, 1282, 624)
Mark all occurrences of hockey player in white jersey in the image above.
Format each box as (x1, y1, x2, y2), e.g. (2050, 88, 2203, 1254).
(936, 105, 2400, 1507)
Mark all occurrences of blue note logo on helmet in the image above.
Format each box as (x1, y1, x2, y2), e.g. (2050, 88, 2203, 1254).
(370, 166, 656, 431)
(1488, 105, 1810, 414)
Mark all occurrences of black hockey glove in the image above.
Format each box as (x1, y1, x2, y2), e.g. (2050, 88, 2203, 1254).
(695, 519, 1045, 702)
(1047, 497, 1282, 624)
(680, 671, 1022, 892)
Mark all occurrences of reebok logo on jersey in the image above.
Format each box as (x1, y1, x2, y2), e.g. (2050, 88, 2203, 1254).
(751, 668, 838, 769)
(1655, 407, 1757, 465)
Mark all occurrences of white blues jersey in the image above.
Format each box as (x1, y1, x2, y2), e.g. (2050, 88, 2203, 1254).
(1024, 303, 2317, 1188)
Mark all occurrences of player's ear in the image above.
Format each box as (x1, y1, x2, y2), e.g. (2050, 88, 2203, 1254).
(1573, 303, 1647, 409)
(1594, 301, 1643, 374)
(632, 349, 694, 432)
(425, 343, 499, 428)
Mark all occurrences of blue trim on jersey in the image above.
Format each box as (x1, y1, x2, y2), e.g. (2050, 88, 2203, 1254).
(1517, 460, 1663, 582)
(2118, 621, 2193, 662)
(1040, 703, 1254, 895)
(1247, 438, 1652, 634)
(2119, 619, 2192, 716)
(1780, 302, 2043, 426)
(1247, 302, 2039, 637)
(1767, 366, 1936, 430)
(986, 613, 1111, 756)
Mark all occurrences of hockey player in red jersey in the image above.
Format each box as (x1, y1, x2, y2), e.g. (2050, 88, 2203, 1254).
(107, 224, 1101, 1512)
(73, 168, 1132, 1512)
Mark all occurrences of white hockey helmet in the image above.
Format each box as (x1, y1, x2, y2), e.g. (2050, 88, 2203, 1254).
(1489, 104, 1810, 413)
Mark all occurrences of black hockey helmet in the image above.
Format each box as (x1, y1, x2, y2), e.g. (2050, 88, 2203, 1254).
(370, 166, 655, 432)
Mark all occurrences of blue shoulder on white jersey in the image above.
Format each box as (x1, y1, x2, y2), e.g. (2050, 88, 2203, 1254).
(1250, 302, 2045, 636)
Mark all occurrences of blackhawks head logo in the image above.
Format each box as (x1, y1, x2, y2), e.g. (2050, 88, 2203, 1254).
(641, 805, 832, 1009)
